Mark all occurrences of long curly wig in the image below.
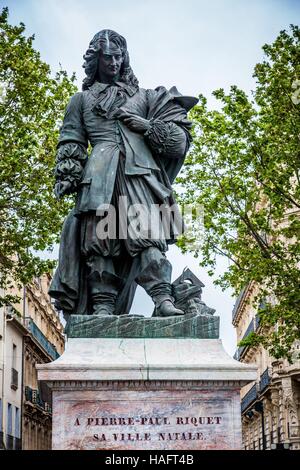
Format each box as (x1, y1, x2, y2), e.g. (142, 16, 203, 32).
(82, 29, 139, 91)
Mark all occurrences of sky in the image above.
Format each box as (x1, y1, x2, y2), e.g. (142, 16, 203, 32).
(2, 0, 299, 355)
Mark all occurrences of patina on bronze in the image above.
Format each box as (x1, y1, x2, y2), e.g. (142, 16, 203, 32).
(49, 29, 198, 319)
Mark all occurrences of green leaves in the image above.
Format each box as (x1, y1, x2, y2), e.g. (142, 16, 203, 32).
(179, 26, 300, 359)
(0, 8, 77, 304)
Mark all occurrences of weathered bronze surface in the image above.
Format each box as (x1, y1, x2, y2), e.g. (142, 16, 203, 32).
(65, 313, 219, 339)
(49, 30, 204, 326)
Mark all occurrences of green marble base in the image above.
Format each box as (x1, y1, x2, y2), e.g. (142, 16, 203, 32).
(65, 313, 219, 339)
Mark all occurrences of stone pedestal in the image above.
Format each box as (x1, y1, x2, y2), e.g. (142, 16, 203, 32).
(37, 335, 256, 450)
(65, 313, 220, 339)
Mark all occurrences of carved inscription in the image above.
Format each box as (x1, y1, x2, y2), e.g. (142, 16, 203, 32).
(53, 389, 240, 450)
(73, 414, 223, 443)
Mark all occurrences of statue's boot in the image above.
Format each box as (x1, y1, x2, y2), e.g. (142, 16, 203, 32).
(155, 299, 184, 317)
(87, 256, 123, 316)
(136, 247, 184, 317)
(90, 291, 116, 316)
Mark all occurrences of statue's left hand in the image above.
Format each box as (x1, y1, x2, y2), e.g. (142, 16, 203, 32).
(119, 112, 150, 133)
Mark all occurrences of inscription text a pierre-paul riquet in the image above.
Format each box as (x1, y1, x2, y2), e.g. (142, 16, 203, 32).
(73, 415, 224, 443)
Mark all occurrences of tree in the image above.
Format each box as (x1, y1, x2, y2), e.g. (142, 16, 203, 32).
(178, 26, 300, 359)
(0, 8, 77, 305)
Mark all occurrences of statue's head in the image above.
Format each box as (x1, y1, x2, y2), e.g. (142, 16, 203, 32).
(82, 29, 138, 90)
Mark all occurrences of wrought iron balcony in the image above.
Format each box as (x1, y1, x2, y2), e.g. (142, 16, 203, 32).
(241, 383, 258, 412)
(25, 386, 52, 413)
(25, 385, 32, 401)
(259, 368, 271, 393)
(25, 318, 60, 360)
(11, 367, 18, 390)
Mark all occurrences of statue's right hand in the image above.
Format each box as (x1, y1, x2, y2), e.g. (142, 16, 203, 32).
(54, 181, 73, 200)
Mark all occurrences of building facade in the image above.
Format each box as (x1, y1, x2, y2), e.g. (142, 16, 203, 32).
(0, 274, 64, 450)
(232, 282, 300, 450)
(0, 298, 27, 450)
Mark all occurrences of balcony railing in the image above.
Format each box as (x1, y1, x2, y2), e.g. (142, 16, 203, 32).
(25, 318, 60, 360)
(241, 384, 258, 412)
(11, 367, 18, 390)
(259, 368, 271, 393)
(25, 386, 52, 413)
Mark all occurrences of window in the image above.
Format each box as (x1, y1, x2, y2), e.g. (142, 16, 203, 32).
(6, 403, 14, 449)
(7, 403, 12, 435)
(15, 407, 20, 439)
(11, 344, 18, 390)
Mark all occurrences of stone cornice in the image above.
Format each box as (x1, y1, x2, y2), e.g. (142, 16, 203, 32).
(37, 338, 257, 384)
(232, 282, 255, 327)
(46, 379, 249, 391)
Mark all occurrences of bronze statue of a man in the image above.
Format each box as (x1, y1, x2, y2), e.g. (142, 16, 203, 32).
(49, 30, 198, 318)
